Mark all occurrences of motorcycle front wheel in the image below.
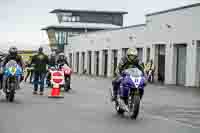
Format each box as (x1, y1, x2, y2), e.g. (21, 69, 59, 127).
(130, 95, 140, 119)
(6, 82, 15, 102)
(64, 77, 71, 92)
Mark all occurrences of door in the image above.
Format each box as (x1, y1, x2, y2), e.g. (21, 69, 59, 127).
(88, 51, 92, 75)
(96, 51, 99, 76)
(137, 48, 143, 61)
(146, 48, 151, 63)
(122, 48, 128, 57)
(176, 45, 186, 85)
(113, 50, 118, 76)
(157, 45, 166, 82)
(76, 52, 79, 73)
(69, 53, 72, 67)
(104, 50, 108, 77)
(82, 52, 85, 73)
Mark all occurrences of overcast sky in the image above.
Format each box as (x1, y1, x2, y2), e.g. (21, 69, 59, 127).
(0, 0, 199, 50)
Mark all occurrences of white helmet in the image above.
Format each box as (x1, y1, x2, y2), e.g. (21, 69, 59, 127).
(126, 48, 138, 62)
(58, 52, 65, 60)
(58, 52, 65, 56)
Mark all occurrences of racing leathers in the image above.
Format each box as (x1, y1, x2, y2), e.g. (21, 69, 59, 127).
(1, 54, 24, 91)
(112, 56, 145, 101)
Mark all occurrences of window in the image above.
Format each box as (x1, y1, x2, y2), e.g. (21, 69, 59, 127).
(61, 32, 64, 44)
(59, 32, 62, 44)
(63, 32, 67, 44)
(55, 32, 59, 43)
(62, 16, 80, 22)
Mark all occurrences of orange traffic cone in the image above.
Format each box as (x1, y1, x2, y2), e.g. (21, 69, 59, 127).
(48, 83, 64, 98)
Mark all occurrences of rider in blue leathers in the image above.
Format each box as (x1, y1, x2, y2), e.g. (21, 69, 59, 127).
(111, 48, 145, 102)
(1, 46, 24, 94)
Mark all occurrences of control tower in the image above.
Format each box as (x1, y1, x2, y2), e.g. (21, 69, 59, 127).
(42, 9, 127, 52)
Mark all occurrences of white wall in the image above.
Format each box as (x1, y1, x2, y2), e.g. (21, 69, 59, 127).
(65, 4, 200, 86)
(146, 6, 200, 44)
(66, 25, 148, 52)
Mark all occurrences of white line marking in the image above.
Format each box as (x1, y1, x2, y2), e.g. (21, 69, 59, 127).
(142, 111, 200, 129)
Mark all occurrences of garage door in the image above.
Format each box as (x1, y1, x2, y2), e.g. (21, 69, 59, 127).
(176, 45, 186, 85)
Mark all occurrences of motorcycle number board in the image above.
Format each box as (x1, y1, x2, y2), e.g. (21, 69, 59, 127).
(51, 71, 65, 85)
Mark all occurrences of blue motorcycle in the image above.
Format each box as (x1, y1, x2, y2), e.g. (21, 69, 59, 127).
(4, 60, 22, 102)
(110, 67, 146, 119)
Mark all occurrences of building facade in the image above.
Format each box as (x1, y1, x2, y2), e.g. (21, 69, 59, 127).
(65, 3, 200, 87)
(42, 9, 127, 52)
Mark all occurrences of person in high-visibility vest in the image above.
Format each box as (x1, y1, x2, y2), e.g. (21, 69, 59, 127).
(24, 56, 34, 83)
(145, 59, 155, 82)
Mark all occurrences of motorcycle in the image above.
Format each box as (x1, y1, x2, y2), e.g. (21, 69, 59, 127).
(49, 64, 72, 92)
(4, 60, 22, 102)
(110, 67, 146, 119)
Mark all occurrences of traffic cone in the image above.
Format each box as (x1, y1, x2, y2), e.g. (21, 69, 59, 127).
(48, 83, 64, 98)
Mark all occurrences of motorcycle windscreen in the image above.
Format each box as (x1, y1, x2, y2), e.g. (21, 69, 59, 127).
(5, 60, 22, 76)
(124, 68, 143, 88)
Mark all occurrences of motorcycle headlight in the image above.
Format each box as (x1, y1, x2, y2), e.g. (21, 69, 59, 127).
(9, 67, 16, 75)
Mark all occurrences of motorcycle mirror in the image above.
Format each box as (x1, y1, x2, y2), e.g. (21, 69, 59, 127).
(121, 71, 126, 77)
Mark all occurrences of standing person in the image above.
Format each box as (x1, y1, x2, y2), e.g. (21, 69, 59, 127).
(46, 50, 57, 87)
(48, 50, 57, 67)
(145, 59, 155, 83)
(31, 47, 49, 95)
(24, 56, 34, 83)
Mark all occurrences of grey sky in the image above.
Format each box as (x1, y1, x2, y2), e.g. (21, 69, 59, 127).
(0, 0, 198, 50)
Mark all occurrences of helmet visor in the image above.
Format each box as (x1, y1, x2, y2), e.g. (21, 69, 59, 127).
(128, 55, 136, 61)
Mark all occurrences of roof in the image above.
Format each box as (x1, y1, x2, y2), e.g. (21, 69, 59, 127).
(146, 3, 200, 16)
(50, 9, 128, 15)
(116, 24, 146, 30)
(42, 22, 121, 30)
(69, 23, 146, 36)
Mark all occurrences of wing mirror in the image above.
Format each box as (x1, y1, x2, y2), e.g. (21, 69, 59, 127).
(121, 71, 127, 77)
